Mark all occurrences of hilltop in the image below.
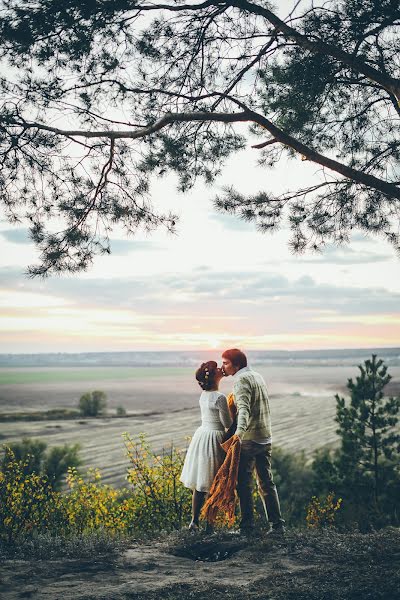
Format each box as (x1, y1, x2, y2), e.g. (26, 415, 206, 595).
(1, 528, 399, 599)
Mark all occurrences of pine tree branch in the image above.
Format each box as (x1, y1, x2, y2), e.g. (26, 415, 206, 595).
(127, 0, 399, 101)
(229, 0, 400, 102)
(11, 108, 400, 200)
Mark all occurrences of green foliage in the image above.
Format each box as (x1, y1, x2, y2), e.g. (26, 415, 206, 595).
(263, 447, 314, 526)
(116, 406, 127, 416)
(312, 355, 400, 528)
(1, 437, 81, 490)
(0, 448, 65, 543)
(0, 408, 80, 422)
(78, 390, 107, 417)
(64, 467, 136, 535)
(0, 1, 399, 274)
(4, 437, 47, 476)
(306, 492, 343, 529)
(44, 444, 82, 491)
(124, 433, 192, 532)
(0, 434, 192, 544)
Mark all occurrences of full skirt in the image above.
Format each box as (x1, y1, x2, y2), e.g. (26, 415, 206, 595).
(180, 426, 225, 493)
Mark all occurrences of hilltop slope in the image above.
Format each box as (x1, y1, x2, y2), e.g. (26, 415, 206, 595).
(1, 529, 399, 599)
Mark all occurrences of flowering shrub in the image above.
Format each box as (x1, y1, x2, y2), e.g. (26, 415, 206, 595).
(0, 435, 193, 543)
(123, 432, 192, 532)
(0, 448, 64, 543)
(306, 492, 343, 528)
(64, 467, 136, 535)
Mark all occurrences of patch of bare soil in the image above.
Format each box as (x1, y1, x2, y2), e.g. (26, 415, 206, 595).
(0, 529, 399, 600)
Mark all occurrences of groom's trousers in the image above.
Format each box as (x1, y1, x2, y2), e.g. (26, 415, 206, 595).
(236, 441, 285, 530)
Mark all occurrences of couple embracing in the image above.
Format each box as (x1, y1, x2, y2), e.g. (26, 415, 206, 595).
(180, 348, 285, 535)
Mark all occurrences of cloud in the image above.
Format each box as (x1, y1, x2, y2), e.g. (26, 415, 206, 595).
(0, 266, 25, 285)
(1, 265, 399, 351)
(208, 213, 255, 232)
(0, 228, 164, 255)
(108, 239, 163, 255)
(301, 244, 390, 265)
(2, 266, 399, 321)
(350, 232, 378, 244)
(0, 228, 32, 245)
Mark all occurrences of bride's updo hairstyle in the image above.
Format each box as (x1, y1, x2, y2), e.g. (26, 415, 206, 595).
(195, 360, 219, 391)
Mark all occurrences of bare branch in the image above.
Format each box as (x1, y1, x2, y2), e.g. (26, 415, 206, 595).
(251, 138, 278, 149)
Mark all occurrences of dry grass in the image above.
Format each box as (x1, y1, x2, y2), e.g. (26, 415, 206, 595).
(1, 528, 398, 600)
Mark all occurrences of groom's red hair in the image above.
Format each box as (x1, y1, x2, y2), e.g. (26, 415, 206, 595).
(221, 348, 247, 369)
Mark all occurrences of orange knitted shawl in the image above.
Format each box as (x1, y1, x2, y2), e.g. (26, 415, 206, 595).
(201, 393, 241, 525)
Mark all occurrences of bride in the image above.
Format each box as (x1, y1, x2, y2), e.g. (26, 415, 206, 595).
(180, 360, 233, 530)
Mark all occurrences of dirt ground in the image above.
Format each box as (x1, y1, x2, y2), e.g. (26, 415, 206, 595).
(1, 529, 399, 600)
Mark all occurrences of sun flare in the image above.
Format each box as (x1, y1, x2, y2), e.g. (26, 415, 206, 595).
(208, 338, 220, 349)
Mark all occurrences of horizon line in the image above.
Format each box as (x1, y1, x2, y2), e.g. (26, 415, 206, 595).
(1, 345, 399, 357)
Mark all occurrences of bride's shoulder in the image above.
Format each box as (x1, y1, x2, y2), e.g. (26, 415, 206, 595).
(211, 391, 227, 407)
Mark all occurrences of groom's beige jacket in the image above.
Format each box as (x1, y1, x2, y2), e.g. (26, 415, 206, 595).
(233, 367, 272, 441)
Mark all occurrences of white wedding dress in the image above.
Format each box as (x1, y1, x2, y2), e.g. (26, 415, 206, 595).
(180, 390, 233, 492)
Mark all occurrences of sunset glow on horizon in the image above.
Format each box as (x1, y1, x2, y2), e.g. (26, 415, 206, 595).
(0, 281, 399, 353)
(1, 148, 399, 354)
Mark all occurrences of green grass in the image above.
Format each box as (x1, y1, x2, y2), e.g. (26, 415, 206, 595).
(0, 367, 191, 386)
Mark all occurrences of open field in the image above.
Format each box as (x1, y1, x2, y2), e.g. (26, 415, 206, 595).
(0, 367, 189, 386)
(1, 364, 399, 488)
(2, 363, 400, 413)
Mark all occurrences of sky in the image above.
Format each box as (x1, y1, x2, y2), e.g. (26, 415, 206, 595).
(1, 142, 399, 354)
(0, 0, 399, 354)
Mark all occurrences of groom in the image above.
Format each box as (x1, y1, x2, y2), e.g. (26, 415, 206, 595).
(221, 348, 285, 534)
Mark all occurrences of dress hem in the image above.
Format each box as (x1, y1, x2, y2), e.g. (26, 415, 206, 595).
(180, 482, 210, 493)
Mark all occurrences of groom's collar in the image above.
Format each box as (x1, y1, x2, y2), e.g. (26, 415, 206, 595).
(234, 366, 250, 379)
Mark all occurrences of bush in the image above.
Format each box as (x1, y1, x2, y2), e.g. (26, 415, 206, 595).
(310, 356, 400, 529)
(0, 448, 65, 543)
(116, 406, 127, 416)
(78, 390, 107, 417)
(0, 435, 192, 544)
(64, 467, 136, 535)
(44, 444, 82, 490)
(269, 447, 314, 526)
(242, 446, 315, 528)
(123, 432, 192, 532)
(1, 438, 81, 490)
(306, 492, 343, 529)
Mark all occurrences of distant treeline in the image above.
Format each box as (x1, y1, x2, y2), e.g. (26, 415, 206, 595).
(0, 409, 81, 422)
(0, 348, 399, 368)
(0, 391, 129, 421)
